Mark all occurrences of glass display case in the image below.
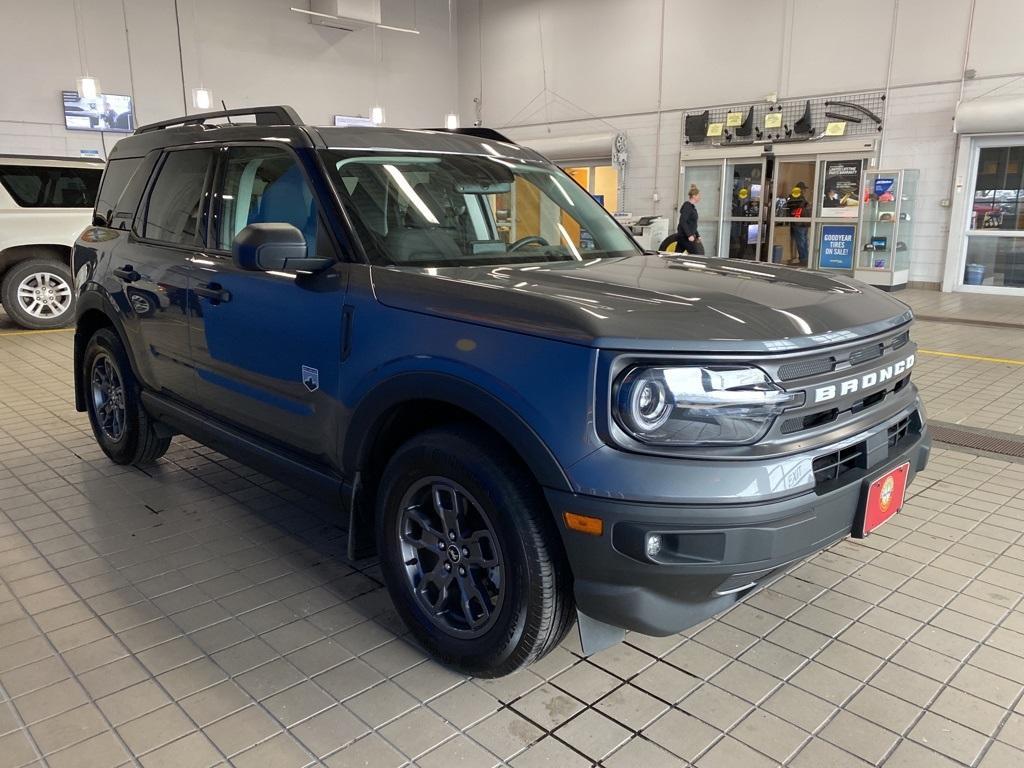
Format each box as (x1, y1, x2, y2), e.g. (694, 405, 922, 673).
(854, 169, 918, 290)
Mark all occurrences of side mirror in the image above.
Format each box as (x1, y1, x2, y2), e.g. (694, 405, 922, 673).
(232, 223, 332, 272)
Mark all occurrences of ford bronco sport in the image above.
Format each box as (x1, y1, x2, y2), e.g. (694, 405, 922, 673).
(73, 106, 930, 676)
(1, 154, 104, 328)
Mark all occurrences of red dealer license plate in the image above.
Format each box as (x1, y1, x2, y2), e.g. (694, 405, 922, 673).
(854, 462, 910, 538)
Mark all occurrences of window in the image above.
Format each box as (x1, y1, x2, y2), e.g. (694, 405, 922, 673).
(963, 143, 1024, 289)
(970, 146, 1024, 230)
(562, 164, 618, 212)
(325, 150, 639, 267)
(215, 146, 319, 256)
(95, 157, 143, 225)
(0, 165, 101, 208)
(143, 150, 214, 246)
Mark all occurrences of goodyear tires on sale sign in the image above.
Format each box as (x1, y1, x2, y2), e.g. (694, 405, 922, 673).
(819, 225, 855, 270)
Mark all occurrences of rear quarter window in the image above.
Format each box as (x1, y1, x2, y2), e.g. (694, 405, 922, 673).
(95, 157, 143, 225)
(0, 164, 102, 208)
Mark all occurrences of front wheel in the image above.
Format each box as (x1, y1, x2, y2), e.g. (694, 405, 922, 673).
(1, 258, 76, 329)
(376, 426, 574, 677)
(83, 328, 171, 466)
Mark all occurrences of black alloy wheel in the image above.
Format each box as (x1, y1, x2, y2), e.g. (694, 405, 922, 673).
(397, 477, 505, 639)
(90, 352, 127, 442)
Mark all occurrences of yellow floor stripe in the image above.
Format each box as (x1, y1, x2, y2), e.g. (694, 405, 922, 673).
(920, 349, 1024, 366)
(0, 328, 74, 337)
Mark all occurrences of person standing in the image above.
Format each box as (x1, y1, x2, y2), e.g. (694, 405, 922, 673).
(787, 182, 811, 266)
(676, 184, 704, 255)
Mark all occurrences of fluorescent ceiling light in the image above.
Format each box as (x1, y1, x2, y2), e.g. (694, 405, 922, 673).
(289, 7, 419, 34)
(377, 23, 419, 34)
(383, 164, 439, 224)
(370, 105, 385, 125)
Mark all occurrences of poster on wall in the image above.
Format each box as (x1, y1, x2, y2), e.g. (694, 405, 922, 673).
(821, 160, 861, 218)
(62, 91, 134, 132)
(819, 225, 855, 270)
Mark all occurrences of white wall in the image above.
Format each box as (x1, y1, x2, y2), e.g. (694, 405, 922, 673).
(458, 0, 1024, 286)
(0, 0, 459, 156)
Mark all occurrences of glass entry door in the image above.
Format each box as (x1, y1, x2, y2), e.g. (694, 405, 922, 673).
(721, 160, 765, 260)
(768, 159, 817, 267)
(679, 162, 723, 255)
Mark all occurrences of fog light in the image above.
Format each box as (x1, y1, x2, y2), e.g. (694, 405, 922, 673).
(646, 534, 663, 559)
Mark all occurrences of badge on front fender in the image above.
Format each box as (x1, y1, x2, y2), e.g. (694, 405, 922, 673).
(301, 365, 319, 392)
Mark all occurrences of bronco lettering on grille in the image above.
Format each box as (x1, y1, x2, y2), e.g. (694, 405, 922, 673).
(813, 354, 915, 404)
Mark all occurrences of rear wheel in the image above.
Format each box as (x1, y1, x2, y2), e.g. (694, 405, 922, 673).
(1, 258, 76, 329)
(83, 328, 170, 466)
(376, 426, 574, 677)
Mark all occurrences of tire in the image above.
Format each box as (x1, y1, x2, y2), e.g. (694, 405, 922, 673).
(376, 425, 574, 677)
(1, 257, 76, 329)
(658, 233, 684, 253)
(83, 328, 171, 466)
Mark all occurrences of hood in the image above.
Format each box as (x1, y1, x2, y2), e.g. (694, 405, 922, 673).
(371, 253, 913, 353)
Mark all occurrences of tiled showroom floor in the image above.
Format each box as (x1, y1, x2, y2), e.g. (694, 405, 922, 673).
(3, 295, 1024, 767)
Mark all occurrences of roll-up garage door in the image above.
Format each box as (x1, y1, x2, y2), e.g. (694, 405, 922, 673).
(516, 132, 616, 163)
(955, 94, 1024, 134)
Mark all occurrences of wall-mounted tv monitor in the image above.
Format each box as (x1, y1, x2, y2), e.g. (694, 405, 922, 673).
(62, 91, 134, 133)
(334, 114, 374, 127)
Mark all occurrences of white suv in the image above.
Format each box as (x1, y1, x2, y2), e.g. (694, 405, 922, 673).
(0, 154, 104, 328)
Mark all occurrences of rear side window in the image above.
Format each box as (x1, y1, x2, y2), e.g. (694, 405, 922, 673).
(0, 164, 101, 208)
(95, 157, 142, 224)
(143, 150, 214, 246)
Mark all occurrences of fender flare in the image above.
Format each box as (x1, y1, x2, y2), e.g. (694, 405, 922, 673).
(73, 288, 142, 411)
(343, 371, 573, 492)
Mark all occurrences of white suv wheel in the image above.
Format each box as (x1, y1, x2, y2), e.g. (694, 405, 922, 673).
(16, 271, 73, 319)
(1, 258, 77, 329)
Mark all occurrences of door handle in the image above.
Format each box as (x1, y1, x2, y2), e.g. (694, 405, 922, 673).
(194, 282, 232, 303)
(112, 265, 140, 282)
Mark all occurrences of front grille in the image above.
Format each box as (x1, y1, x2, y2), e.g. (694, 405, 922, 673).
(892, 331, 910, 350)
(812, 443, 866, 485)
(778, 357, 835, 381)
(812, 410, 921, 489)
(849, 343, 884, 367)
(782, 408, 839, 434)
(888, 415, 911, 447)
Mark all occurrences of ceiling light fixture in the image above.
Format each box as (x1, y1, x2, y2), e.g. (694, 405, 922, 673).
(288, 7, 419, 34)
(192, 87, 213, 111)
(71, 0, 100, 100)
(445, 113, 459, 130)
(76, 76, 100, 100)
(370, 105, 385, 125)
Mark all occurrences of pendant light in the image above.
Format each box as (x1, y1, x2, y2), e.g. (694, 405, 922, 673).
(190, 0, 212, 111)
(444, 1, 459, 131)
(72, 0, 101, 99)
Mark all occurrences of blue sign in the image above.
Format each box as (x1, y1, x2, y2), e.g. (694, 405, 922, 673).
(873, 176, 895, 198)
(819, 225, 855, 270)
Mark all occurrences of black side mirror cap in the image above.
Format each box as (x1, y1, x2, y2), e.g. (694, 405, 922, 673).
(232, 223, 332, 272)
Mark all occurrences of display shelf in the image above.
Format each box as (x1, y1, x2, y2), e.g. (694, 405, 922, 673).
(854, 169, 918, 290)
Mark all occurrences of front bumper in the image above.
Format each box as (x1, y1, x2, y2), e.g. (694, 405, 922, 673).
(547, 415, 931, 636)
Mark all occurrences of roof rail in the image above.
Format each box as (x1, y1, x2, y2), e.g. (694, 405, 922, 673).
(135, 105, 303, 134)
(0, 153, 104, 163)
(432, 127, 517, 144)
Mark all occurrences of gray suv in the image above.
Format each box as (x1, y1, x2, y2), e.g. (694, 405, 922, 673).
(73, 106, 930, 676)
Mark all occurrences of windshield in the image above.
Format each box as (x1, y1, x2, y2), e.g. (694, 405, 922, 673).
(322, 150, 641, 267)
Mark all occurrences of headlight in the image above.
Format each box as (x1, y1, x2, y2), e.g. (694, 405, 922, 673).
(614, 365, 803, 446)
